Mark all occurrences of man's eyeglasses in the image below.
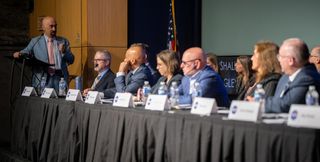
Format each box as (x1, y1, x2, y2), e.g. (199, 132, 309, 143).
(310, 55, 319, 58)
(93, 59, 107, 62)
(181, 59, 200, 65)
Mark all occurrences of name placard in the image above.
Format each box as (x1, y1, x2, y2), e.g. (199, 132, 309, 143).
(21, 86, 37, 96)
(287, 104, 320, 129)
(145, 94, 168, 111)
(85, 91, 101, 104)
(228, 100, 260, 122)
(113, 93, 133, 107)
(41, 88, 57, 98)
(191, 97, 217, 116)
(66, 89, 83, 101)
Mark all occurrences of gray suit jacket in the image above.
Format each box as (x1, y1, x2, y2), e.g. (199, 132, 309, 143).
(265, 64, 320, 113)
(104, 64, 153, 98)
(20, 35, 74, 87)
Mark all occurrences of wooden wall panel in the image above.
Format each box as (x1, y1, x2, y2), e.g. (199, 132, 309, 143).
(87, 0, 127, 46)
(55, 0, 82, 47)
(68, 47, 82, 88)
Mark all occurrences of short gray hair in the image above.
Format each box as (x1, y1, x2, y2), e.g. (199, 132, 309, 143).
(97, 50, 111, 61)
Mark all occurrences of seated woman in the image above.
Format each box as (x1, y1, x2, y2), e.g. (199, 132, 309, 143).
(235, 56, 254, 100)
(151, 49, 183, 94)
(245, 41, 282, 100)
(206, 52, 219, 72)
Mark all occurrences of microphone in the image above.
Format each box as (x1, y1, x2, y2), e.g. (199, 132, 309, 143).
(19, 33, 44, 59)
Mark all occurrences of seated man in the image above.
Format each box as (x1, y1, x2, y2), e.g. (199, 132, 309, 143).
(309, 45, 320, 73)
(83, 50, 115, 96)
(104, 43, 153, 98)
(178, 47, 229, 107)
(265, 38, 320, 113)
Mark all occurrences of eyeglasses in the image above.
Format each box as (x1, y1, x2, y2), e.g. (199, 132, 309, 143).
(93, 59, 107, 62)
(309, 55, 319, 58)
(181, 59, 199, 65)
(277, 54, 290, 60)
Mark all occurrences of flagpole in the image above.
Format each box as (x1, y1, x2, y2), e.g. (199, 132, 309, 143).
(171, 0, 177, 52)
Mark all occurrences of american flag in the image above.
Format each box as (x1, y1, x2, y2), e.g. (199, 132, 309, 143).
(167, 0, 178, 52)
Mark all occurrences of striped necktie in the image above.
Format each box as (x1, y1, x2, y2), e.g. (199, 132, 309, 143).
(91, 75, 102, 90)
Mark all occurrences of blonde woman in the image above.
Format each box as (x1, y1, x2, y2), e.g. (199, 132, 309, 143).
(245, 41, 282, 100)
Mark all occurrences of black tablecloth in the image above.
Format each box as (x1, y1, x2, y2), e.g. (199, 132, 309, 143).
(11, 97, 320, 162)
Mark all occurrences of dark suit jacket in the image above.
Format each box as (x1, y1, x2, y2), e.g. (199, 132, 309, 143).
(151, 74, 183, 94)
(93, 69, 116, 92)
(265, 64, 320, 113)
(178, 66, 230, 107)
(112, 64, 153, 96)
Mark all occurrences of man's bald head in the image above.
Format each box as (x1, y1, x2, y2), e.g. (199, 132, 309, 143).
(281, 38, 309, 66)
(125, 46, 145, 69)
(42, 16, 57, 38)
(181, 47, 207, 76)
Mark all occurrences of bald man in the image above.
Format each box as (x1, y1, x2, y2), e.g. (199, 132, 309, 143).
(178, 47, 229, 107)
(106, 43, 153, 98)
(309, 46, 320, 73)
(13, 16, 74, 93)
(265, 38, 320, 113)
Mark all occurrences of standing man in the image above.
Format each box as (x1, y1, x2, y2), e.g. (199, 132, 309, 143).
(265, 38, 320, 113)
(309, 45, 320, 73)
(83, 50, 115, 96)
(13, 16, 74, 92)
(179, 47, 229, 107)
(109, 43, 153, 97)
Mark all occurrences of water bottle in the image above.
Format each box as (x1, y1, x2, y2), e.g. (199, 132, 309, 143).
(191, 82, 201, 102)
(305, 85, 319, 106)
(254, 84, 265, 102)
(158, 81, 168, 95)
(75, 76, 82, 91)
(169, 81, 179, 107)
(142, 81, 151, 103)
(254, 84, 266, 112)
(39, 76, 46, 94)
(58, 78, 66, 96)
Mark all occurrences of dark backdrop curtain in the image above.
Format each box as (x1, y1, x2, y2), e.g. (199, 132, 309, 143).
(128, 0, 201, 69)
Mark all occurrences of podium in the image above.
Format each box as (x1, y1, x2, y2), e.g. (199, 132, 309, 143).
(4, 53, 53, 101)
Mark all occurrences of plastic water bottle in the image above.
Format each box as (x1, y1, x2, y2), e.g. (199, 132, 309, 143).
(158, 81, 168, 95)
(169, 81, 179, 107)
(39, 76, 46, 94)
(142, 81, 151, 103)
(191, 82, 201, 102)
(254, 84, 266, 112)
(254, 84, 265, 102)
(75, 76, 82, 91)
(58, 78, 66, 96)
(305, 85, 319, 106)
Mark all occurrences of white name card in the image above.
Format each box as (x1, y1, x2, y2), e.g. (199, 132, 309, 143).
(287, 104, 320, 129)
(41, 88, 57, 98)
(21, 86, 37, 96)
(228, 100, 261, 122)
(145, 94, 168, 111)
(66, 89, 83, 101)
(113, 92, 133, 107)
(191, 97, 217, 116)
(85, 91, 101, 104)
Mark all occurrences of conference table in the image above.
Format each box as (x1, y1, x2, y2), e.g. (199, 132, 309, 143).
(11, 97, 320, 162)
